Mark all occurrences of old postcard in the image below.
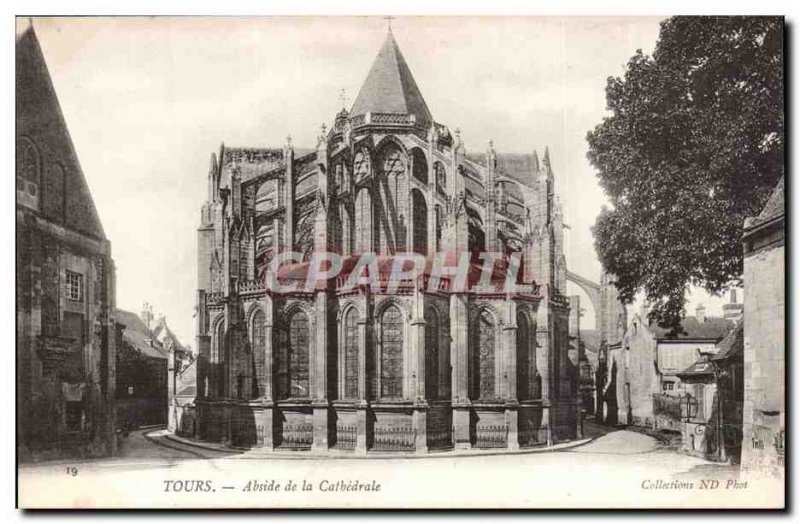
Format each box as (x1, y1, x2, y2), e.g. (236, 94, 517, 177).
(15, 15, 785, 509)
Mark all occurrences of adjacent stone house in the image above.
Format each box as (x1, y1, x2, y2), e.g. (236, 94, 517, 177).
(115, 309, 169, 430)
(614, 305, 734, 428)
(16, 24, 117, 460)
(677, 322, 744, 463)
(741, 177, 785, 475)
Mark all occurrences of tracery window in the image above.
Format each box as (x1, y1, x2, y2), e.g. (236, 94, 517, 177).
(380, 305, 404, 398)
(472, 310, 495, 400)
(215, 320, 226, 397)
(425, 307, 440, 400)
(343, 308, 359, 399)
(276, 310, 310, 399)
(412, 189, 428, 256)
(517, 311, 538, 400)
(353, 150, 370, 181)
(411, 148, 428, 184)
(289, 311, 310, 398)
(377, 144, 407, 254)
(355, 188, 371, 252)
(251, 309, 266, 398)
(434, 162, 446, 195)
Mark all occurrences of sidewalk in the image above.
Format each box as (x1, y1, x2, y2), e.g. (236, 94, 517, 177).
(154, 423, 615, 460)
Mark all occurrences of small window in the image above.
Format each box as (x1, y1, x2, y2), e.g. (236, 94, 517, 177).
(65, 271, 83, 302)
(65, 401, 82, 432)
(662, 382, 674, 392)
(127, 386, 134, 396)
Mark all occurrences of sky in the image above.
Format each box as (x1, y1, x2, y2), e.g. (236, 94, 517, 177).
(24, 16, 737, 343)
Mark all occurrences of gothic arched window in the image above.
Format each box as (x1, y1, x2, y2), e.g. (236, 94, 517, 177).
(353, 149, 370, 181)
(517, 311, 537, 400)
(472, 310, 495, 400)
(277, 310, 310, 399)
(289, 311, 310, 398)
(343, 308, 359, 399)
(412, 189, 428, 256)
(214, 320, 226, 398)
(355, 188, 371, 253)
(377, 144, 407, 254)
(16, 139, 40, 209)
(434, 162, 446, 195)
(380, 305, 404, 398)
(251, 309, 266, 398)
(425, 307, 440, 400)
(411, 148, 428, 184)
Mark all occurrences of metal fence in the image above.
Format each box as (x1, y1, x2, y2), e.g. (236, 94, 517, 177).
(334, 424, 357, 451)
(372, 426, 416, 452)
(278, 423, 313, 449)
(426, 422, 453, 449)
(475, 425, 508, 448)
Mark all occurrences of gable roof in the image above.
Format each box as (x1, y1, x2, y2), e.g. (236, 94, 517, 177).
(350, 31, 432, 124)
(116, 308, 168, 360)
(649, 316, 734, 342)
(752, 176, 785, 229)
(711, 321, 744, 362)
(16, 24, 106, 240)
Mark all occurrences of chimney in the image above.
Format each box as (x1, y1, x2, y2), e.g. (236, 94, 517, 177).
(141, 302, 154, 332)
(723, 288, 744, 322)
(695, 304, 706, 324)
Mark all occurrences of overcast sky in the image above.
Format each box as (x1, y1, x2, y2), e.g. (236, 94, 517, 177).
(25, 16, 735, 343)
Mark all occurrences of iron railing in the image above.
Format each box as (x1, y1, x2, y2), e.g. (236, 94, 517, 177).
(278, 423, 313, 449)
(372, 426, 416, 452)
(334, 424, 357, 451)
(475, 425, 508, 448)
(426, 423, 453, 450)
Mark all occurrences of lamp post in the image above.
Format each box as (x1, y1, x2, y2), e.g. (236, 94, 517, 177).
(681, 392, 698, 422)
(698, 350, 726, 463)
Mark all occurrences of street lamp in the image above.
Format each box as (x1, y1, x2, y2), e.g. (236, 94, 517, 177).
(680, 392, 698, 422)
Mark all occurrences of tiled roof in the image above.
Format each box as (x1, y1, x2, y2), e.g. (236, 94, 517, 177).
(677, 322, 743, 380)
(350, 31, 432, 123)
(711, 321, 743, 362)
(649, 316, 733, 341)
(750, 176, 785, 229)
(116, 309, 168, 360)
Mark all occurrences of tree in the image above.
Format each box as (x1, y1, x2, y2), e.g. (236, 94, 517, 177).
(587, 16, 783, 332)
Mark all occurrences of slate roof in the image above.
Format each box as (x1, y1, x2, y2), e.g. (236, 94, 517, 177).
(16, 25, 107, 240)
(116, 309, 168, 360)
(750, 176, 785, 229)
(677, 322, 743, 381)
(711, 321, 744, 362)
(649, 316, 733, 341)
(350, 31, 432, 123)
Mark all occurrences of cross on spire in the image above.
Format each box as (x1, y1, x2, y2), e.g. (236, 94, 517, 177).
(338, 88, 349, 110)
(384, 15, 395, 32)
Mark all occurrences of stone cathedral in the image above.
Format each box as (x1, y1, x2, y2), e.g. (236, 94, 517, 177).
(191, 30, 578, 453)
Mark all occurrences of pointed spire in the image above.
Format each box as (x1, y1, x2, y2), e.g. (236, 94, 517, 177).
(543, 146, 552, 173)
(209, 152, 217, 175)
(532, 150, 540, 172)
(350, 30, 432, 123)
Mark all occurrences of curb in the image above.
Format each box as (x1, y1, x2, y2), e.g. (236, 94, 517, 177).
(153, 429, 612, 460)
